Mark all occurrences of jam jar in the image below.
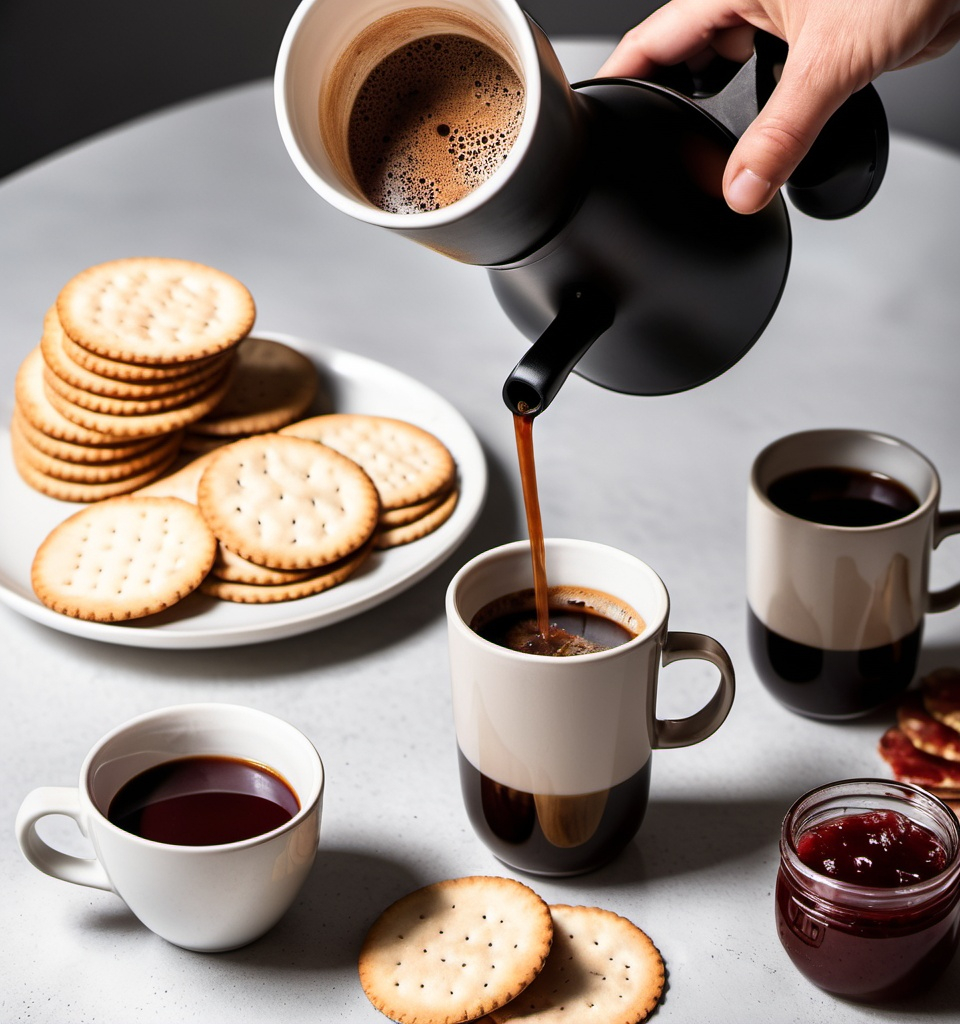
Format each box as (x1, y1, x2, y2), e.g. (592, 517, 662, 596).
(776, 779, 960, 1001)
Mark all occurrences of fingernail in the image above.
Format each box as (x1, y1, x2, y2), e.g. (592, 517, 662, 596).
(726, 168, 773, 214)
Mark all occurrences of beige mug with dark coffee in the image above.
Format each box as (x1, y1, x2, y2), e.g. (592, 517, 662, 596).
(446, 538, 736, 876)
(748, 429, 960, 720)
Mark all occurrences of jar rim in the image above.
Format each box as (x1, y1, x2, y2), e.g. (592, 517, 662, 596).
(780, 778, 960, 907)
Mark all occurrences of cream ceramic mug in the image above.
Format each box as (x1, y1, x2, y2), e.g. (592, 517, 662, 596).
(446, 538, 735, 876)
(15, 703, 324, 952)
(748, 429, 960, 720)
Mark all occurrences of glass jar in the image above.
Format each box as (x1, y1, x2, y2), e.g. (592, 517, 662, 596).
(776, 779, 960, 1001)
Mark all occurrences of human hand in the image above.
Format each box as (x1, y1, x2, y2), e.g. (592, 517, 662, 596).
(599, 0, 960, 213)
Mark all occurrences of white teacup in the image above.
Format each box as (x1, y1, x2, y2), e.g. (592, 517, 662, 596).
(16, 703, 324, 952)
(446, 538, 736, 875)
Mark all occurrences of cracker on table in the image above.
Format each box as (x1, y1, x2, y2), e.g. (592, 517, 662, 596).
(280, 413, 455, 510)
(490, 905, 665, 1024)
(56, 257, 255, 365)
(359, 876, 553, 1024)
(201, 540, 372, 602)
(197, 434, 380, 570)
(31, 496, 217, 620)
(375, 486, 459, 549)
(187, 337, 320, 437)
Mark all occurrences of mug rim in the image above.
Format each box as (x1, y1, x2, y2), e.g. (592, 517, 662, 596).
(446, 537, 668, 663)
(79, 702, 324, 854)
(274, 0, 543, 229)
(751, 428, 940, 531)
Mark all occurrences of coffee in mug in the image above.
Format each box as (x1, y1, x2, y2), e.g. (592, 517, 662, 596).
(447, 539, 735, 875)
(470, 585, 642, 656)
(748, 430, 960, 720)
(16, 703, 324, 951)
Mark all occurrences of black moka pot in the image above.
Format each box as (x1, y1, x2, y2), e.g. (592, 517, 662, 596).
(276, 2, 888, 415)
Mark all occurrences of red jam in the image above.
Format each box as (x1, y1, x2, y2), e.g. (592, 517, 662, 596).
(776, 781, 960, 1001)
(796, 810, 948, 887)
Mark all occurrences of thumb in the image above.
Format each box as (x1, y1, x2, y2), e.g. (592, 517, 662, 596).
(722, 54, 853, 214)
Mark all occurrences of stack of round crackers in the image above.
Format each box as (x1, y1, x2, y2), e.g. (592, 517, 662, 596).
(358, 876, 666, 1024)
(29, 412, 459, 618)
(196, 434, 381, 604)
(12, 257, 255, 502)
(281, 414, 459, 550)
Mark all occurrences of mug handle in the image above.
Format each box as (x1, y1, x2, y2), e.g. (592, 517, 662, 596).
(16, 787, 113, 891)
(929, 509, 960, 613)
(655, 632, 736, 749)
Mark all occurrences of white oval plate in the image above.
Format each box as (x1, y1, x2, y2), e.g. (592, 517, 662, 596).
(0, 333, 487, 648)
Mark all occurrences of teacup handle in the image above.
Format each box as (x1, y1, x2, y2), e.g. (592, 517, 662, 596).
(655, 632, 736, 749)
(929, 510, 960, 613)
(16, 787, 113, 892)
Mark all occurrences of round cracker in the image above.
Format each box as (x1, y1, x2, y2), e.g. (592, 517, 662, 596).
(196, 434, 380, 570)
(15, 348, 117, 445)
(211, 544, 316, 586)
(43, 360, 232, 416)
(11, 415, 181, 483)
(12, 408, 168, 464)
(375, 486, 459, 549)
(202, 541, 372, 602)
(379, 489, 450, 529)
(359, 876, 553, 1024)
(40, 305, 229, 398)
(134, 449, 220, 503)
(56, 257, 255, 365)
(280, 414, 455, 510)
(43, 364, 234, 438)
(13, 439, 180, 502)
(187, 337, 319, 437)
(490, 905, 665, 1024)
(60, 323, 229, 381)
(31, 496, 217, 621)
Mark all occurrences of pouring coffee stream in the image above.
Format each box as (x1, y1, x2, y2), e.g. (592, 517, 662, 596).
(276, 1, 888, 643)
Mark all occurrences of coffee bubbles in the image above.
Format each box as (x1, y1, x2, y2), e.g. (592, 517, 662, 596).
(347, 32, 524, 213)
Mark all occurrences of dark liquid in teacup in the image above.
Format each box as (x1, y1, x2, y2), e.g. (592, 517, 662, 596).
(767, 466, 920, 527)
(108, 755, 300, 846)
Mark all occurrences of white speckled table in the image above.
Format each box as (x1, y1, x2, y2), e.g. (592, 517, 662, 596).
(2, 40, 959, 1024)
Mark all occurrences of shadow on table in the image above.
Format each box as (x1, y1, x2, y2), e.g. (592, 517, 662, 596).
(219, 845, 429, 972)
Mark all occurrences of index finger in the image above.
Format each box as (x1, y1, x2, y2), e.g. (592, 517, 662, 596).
(597, 0, 755, 78)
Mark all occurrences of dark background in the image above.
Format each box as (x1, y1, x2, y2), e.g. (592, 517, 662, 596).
(1, 0, 958, 180)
